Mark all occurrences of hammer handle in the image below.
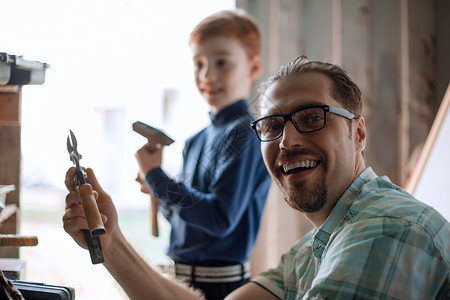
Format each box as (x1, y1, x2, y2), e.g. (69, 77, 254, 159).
(151, 197, 159, 237)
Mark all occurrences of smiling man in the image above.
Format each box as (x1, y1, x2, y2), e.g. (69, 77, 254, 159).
(234, 56, 450, 299)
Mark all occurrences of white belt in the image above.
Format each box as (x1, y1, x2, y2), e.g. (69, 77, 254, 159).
(174, 261, 251, 283)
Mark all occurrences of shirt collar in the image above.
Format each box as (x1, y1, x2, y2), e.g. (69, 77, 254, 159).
(312, 167, 378, 260)
(209, 99, 248, 126)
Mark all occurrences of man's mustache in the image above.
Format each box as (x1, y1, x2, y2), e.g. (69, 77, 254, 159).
(279, 148, 317, 159)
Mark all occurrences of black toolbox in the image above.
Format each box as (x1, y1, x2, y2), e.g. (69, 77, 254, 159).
(1, 280, 75, 299)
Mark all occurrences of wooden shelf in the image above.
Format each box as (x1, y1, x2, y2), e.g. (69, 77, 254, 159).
(0, 53, 48, 258)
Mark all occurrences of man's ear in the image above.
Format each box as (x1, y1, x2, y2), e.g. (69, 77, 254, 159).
(355, 116, 366, 152)
(250, 55, 262, 80)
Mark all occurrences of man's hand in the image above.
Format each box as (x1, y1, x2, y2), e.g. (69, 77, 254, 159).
(62, 167, 205, 300)
(62, 167, 119, 253)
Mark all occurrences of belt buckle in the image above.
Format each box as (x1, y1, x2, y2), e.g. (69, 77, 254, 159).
(158, 260, 176, 278)
(167, 259, 175, 278)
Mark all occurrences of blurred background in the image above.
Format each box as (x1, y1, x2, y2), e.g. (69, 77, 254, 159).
(1, 0, 233, 298)
(0, 0, 449, 299)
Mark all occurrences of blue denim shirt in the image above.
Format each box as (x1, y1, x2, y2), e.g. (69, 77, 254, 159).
(146, 99, 272, 263)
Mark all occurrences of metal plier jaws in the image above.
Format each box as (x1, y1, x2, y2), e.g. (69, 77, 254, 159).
(67, 130, 87, 186)
(67, 129, 105, 264)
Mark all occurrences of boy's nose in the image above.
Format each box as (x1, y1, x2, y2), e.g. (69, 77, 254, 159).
(200, 65, 217, 81)
(279, 120, 302, 150)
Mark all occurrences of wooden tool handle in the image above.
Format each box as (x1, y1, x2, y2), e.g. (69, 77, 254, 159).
(0, 234, 38, 247)
(78, 183, 105, 237)
(151, 197, 159, 237)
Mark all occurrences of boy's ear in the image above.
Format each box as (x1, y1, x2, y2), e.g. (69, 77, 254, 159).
(249, 55, 262, 80)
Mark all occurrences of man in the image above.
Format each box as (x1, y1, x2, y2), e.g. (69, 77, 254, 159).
(63, 56, 450, 299)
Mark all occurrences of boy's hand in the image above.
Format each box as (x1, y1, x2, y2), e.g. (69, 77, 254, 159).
(135, 172, 153, 195)
(135, 143, 163, 177)
(63, 167, 119, 253)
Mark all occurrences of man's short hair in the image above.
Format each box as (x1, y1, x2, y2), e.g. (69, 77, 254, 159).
(189, 9, 261, 59)
(258, 56, 362, 116)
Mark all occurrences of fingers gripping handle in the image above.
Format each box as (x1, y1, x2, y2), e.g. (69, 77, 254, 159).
(78, 184, 106, 236)
(77, 183, 105, 264)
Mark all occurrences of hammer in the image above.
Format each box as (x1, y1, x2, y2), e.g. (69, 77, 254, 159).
(133, 121, 174, 237)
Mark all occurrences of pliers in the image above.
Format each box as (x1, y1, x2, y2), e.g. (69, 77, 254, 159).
(67, 129, 105, 264)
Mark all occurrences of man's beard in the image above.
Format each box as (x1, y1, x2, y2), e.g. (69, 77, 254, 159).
(274, 148, 328, 212)
(281, 178, 327, 213)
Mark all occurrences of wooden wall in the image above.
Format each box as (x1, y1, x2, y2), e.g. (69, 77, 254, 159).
(238, 0, 450, 275)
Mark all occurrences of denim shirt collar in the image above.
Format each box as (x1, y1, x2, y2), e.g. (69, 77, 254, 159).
(209, 99, 248, 127)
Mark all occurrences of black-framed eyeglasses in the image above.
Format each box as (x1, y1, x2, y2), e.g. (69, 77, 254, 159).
(250, 105, 357, 142)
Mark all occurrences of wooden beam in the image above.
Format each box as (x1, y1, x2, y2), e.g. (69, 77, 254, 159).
(398, 0, 410, 185)
(405, 83, 450, 193)
(332, 0, 342, 65)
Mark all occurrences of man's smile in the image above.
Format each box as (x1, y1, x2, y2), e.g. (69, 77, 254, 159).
(282, 159, 319, 174)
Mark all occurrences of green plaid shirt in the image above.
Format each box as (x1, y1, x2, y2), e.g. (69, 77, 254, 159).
(252, 167, 450, 299)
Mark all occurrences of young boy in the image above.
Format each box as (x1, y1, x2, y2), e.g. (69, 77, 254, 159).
(135, 9, 271, 299)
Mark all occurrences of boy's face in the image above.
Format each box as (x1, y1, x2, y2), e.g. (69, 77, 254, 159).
(190, 36, 261, 113)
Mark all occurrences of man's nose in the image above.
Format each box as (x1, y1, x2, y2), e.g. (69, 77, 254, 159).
(279, 120, 302, 149)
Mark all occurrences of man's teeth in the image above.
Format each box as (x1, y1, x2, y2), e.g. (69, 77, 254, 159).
(283, 160, 317, 173)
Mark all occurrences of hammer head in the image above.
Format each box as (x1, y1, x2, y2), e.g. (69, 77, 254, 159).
(132, 121, 175, 148)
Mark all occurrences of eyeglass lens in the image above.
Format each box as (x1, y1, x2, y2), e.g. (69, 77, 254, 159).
(256, 107, 326, 141)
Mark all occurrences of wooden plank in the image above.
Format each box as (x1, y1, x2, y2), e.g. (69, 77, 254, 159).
(341, 0, 373, 111)
(301, 0, 334, 61)
(331, 0, 342, 65)
(405, 83, 450, 194)
(436, 0, 450, 105)
(0, 125, 21, 206)
(0, 125, 20, 258)
(0, 91, 20, 124)
(237, 0, 274, 112)
(367, 0, 401, 183)
(277, 0, 300, 65)
(406, 0, 438, 186)
(398, 0, 410, 185)
(407, 83, 450, 221)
